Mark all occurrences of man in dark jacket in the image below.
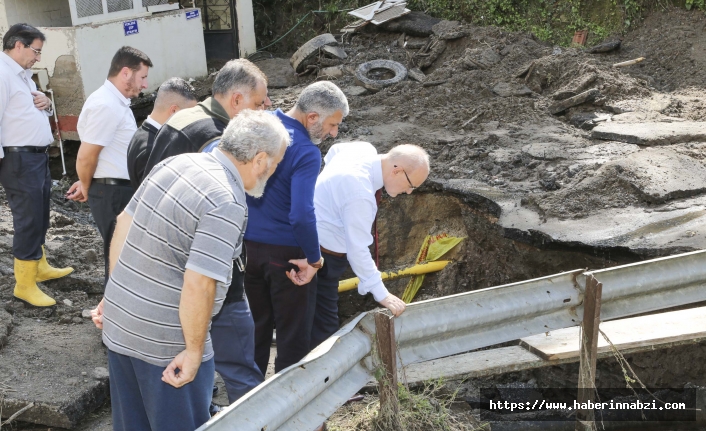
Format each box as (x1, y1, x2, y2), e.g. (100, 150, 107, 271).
(144, 59, 271, 176)
(126, 77, 197, 190)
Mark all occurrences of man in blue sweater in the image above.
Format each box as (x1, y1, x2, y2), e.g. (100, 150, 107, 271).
(244, 81, 348, 374)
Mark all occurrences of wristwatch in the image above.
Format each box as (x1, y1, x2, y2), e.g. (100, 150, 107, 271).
(309, 256, 324, 269)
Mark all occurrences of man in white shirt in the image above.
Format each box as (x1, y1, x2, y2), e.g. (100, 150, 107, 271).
(67, 46, 152, 284)
(311, 142, 430, 350)
(0, 23, 74, 307)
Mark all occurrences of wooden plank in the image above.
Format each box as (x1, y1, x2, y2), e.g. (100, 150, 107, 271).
(375, 311, 401, 428)
(399, 346, 545, 383)
(576, 274, 602, 426)
(521, 305, 706, 361)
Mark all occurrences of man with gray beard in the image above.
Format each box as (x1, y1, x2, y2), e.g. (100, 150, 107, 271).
(244, 81, 349, 374)
(90, 110, 289, 430)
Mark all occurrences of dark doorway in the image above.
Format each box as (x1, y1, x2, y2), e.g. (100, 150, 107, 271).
(192, 0, 239, 61)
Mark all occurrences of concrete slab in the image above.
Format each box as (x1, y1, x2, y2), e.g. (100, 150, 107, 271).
(256, 58, 299, 88)
(0, 318, 108, 428)
(592, 121, 706, 145)
(498, 196, 706, 252)
(609, 147, 706, 203)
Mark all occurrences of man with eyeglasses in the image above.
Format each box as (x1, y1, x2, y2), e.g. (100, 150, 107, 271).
(0, 23, 74, 307)
(310, 142, 430, 351)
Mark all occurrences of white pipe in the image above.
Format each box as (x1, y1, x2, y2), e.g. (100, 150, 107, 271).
(46, 89, 66, 176)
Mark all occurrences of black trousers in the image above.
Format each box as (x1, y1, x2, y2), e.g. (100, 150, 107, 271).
(88, 182, 134, 285)
(0, 151, 51, 260)
(244, 240, 317, 374)
(310, 252, 349, 351)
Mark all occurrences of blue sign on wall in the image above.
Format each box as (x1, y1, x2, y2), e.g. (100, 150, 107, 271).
(123, 20, 139, 36)
(186, 10, 200, 20)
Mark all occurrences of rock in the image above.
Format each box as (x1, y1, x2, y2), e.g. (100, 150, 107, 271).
(256, 58, 299, 88)
(318, 66, 344, 79)
(407, 67, 426, 82)
(378, 11, 442, 37)
(345, 86, 368, 97)
(492, 82, 533, 97)
(522, 143, 570, 161)
(592, 121, 706, 146)
(63, 299, 73, 307)
(548, 89, 600, 115)
(72, 317, 83, 324)
(82, 249, 98, 263)
(49, 211, 75, 228)
(59, 316, 73, 324)
(0, 308, 12, 348)
(81, 371, 87, 376)
(432, 20, 467, 40)
(93, 367, 109, 380)
(322, 45, 347, 59)
(82, 309, 92, 319)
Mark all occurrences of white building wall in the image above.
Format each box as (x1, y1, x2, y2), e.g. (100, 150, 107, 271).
(235, 0, 256, 57)
(34, 26, 78, 76)
(0, 0, 9, 34)
(74, 9, 208, 96)
(4, 0, 72, 28)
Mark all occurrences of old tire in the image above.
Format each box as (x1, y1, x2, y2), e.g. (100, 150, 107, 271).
(290, 33, 337, 73)
(355, 60, 407, 92)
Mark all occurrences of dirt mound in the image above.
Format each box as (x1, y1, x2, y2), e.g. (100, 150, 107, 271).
(618, 6, 706, 92)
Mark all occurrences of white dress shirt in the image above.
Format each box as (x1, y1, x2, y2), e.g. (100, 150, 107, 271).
(315, 142, 389, 301)
(77, 80, 137, 179)
(143, 115, 162, 129)
(0, 52, 54, 158)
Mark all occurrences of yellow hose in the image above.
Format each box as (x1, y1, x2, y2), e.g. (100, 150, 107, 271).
(338, 261, 452, 293)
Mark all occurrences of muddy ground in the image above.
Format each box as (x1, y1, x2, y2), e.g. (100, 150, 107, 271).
(2, 5, 706, 430)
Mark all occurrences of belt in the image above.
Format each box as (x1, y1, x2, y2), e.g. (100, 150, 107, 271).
(3, 146, 49, 153)
(321, 246, 346, 258)
(93, 178, 131, 187)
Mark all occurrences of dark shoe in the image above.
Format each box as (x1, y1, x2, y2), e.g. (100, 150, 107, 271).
(213, 384, 219, 397)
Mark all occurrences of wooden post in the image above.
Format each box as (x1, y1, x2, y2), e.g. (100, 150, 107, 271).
(575, 274, 602, 431)
(375, 310, 401, 430)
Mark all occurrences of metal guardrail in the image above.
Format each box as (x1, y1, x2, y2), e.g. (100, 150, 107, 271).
(199, 249, 706, 431)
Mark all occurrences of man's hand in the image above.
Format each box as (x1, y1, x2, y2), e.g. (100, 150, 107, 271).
(31, 91, 51, 111)
(66, 180, 88, 202)
(286, 258, 318, 285)
(162, 349, 203, 388)
(379, 294, 406, 317)
(91, 298, 105, 329)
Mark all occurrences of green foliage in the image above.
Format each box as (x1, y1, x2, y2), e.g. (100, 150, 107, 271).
(686, 0, 706, 10)
(404, 0, 657, 45)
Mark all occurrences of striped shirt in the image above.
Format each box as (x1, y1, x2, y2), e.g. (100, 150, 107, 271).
(102, 148, 247, 366)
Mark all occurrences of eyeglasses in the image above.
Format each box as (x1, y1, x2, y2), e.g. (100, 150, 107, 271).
(25, 44, 42, 56)
(395, 165, 417, 190)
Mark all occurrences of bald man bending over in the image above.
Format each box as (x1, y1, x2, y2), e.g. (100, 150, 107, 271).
(311, 143, 430, 351)
(127, 77, 198, 190)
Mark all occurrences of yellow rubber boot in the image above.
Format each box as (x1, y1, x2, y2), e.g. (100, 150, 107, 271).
(14, 258, 57, 307)
(36, 245, 73, 282)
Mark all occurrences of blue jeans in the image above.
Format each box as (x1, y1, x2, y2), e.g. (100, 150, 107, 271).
(107, 349, 214, 431)
(211, 299, 264, 403)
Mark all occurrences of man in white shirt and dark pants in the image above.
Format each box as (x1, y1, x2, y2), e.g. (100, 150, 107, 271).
(67, 46, 152, 284)
(0, 23, 74, 307)
(311, 142, 430, 350)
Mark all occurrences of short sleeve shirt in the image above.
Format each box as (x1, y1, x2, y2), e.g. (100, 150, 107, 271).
(101, 149, 248, 366)
(77, 80, 137, 179)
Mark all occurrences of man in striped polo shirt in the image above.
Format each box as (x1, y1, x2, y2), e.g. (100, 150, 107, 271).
(89, 110, 290, 431)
